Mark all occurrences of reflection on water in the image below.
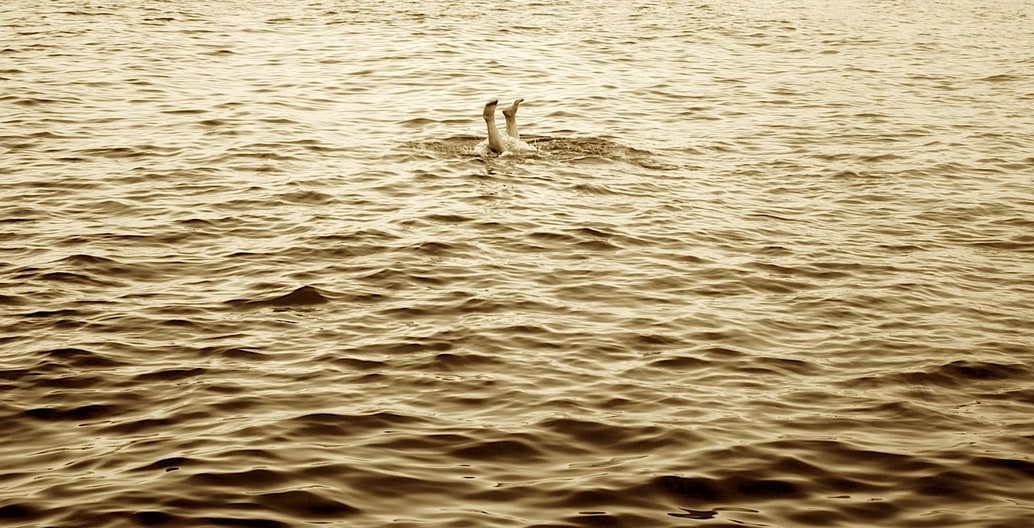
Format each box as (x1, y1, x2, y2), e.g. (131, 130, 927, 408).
(2, 0, 1033, 526)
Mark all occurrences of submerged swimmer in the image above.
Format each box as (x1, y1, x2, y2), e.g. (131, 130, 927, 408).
(475, 98, 536, 156)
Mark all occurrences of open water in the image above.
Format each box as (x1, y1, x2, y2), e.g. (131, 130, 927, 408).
(2, 1, 1033, 527)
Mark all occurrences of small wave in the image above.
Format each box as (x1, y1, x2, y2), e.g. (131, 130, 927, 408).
(23, 403, 122, 422)
(226, 285, 330, 309)
(847, 359, 1031, 390)
(257, 490, 359, 518)
(981, 73, 1021, 82)
(37, 347, 124, 368)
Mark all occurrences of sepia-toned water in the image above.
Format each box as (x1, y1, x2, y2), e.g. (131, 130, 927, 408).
(2, 1, 1034, 526)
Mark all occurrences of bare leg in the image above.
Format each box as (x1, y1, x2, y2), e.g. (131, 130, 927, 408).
(502, 98, 523, 141)
(483, 99, 504, 153)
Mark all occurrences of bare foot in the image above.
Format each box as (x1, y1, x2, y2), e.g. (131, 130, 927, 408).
(483, 99, 499, 120)
(501, 98, 523, 120)
(482, 99, 504, 153)
(502, 98, 524, 140)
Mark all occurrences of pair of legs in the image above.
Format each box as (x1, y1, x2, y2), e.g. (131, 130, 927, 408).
(482, 98, 523, 154)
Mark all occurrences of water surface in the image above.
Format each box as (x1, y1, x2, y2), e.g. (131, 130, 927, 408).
(2, 1, 1033, 527)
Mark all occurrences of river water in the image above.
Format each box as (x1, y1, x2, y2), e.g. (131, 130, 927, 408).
(2, 1, 1033, 527)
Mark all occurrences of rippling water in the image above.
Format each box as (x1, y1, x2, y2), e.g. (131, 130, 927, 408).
(3, 1, 1034, 526)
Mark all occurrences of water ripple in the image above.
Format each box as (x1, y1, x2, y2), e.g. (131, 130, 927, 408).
(2, 0, 1033, 526)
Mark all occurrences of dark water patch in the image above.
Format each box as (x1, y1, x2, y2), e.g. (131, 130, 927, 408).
(23, 403, 122, 422)
(132, 367, 208, 382)
(100, 416, 180, 435)
(0, 368, 33, 381)
(981, 74, 1021, 82)
(344, 337, 454, 356)
(538, 418, 671, 450)
(37, 270, 121, 287)
(668, 506, 760, 521)
(692, 345, 747, 359)
(562, 512, 656, 527)
(59, 253, 119, 266)
(645, 472, 815, 513)
(35, 373, 106, 390)
(276, 190, 336, 205)
(0, 205, 45, 223)
(285, 411, 429, 439)
(56, 253, 139, 277)
(980, 388, 1034, 405)
(631, 332, 686, 346)
(853, 360, 1032, 390)
(911, 470, 984, 500)
(758, 439, 941, 479)
(351, 469, 459, 499)
(745, 356, 821, 376)
(938, 360, 1030, 381)
(427, 351, 505, 371)
(129, 510, 182, 525)
(199, 517, 289, 528)
(727, 475, 805, 499)
(200, 346, 269, 361)
(38, 347, 123, 368)
(970, 456, 1034, 479)
(650, 475, 727, 502)
(399, 117, 438, 128)
(365, 430, 471, 448)
(162, 318, 197, 327)
(71, 146, 153, 159)
(646, 355, 711, 369)
(405, 240, 467, 256)
(226, 285, 330, 308)
(209, 396, 266, 414)
(529, 230, 582, 244)
(837, 500, 902, 522)
(135, 456, 195, 472)
(187, 468, 291, 488)
(160, 108, 208, 115)
(967, 235, 1034, 252)
(21, 308, 80, 319)
(9, 96, 75, 106)
(256, 490, 359, 518)
(0, 503, 45, 521)
(331, 357, 387, 370)
(424, 213, 475, 224)
(449, 438, 545, 462)
(452, 295, 540, 315)
(570, 182, 626, 196)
